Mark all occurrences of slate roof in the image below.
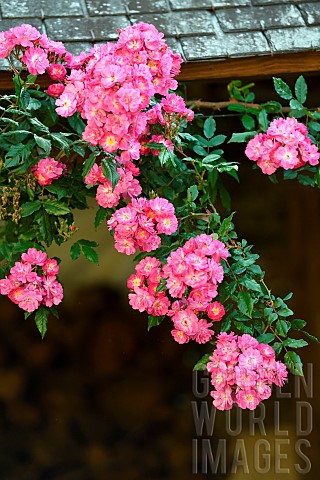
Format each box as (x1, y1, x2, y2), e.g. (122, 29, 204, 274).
(0, 0, 320, 71)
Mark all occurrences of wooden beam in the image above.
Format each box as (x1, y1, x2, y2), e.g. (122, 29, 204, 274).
(178, 51, 320, 82)
(1, 51, 320, 91)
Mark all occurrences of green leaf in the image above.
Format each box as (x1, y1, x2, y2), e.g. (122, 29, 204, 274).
(295, 75, 307, 104)
(272, 342, 283, 355)
(275, 319, 290, 337)
(208, 135, 226, 147)
(261, 101, 282, 113)
(202, 154, 221, 163)
(289, 99, 304, 111)
(21, 200, 42, 217)
(13, 74, 23, 96)
(284, 351, 303, 376)
(193, 353, 211, 371)
(35, 306, 49, 338)
(101, 158, 120, 190)
(81, 245, 99, 264)
(237, 291, 253, 318)
(291, 319, 307, 331)
(70, 242, 81, 261)
(204, 117, 216, 139)
(29, 117, 50, 134)
(37, 211, 53, 246)
(273, 77, 293, 100)
(44, 199, 70, 216)
(193, 145, 207, 157)
(307, 121, 320, 132)
(228, 131, 257, 143)
(50, 132, 71, 151)
(240, 278, 262, 292)
(227, 103, 246, 113)
(67, 113, 86, 135)
(218, 212, 235, 237)
(302, 331, 320, 344)
(241, 114, 255, 131)
(148, 315, 164, 331)
(5, 143, 32, 168)
(19, 90, 30, 110)
(34, 135, 51, 154)
(187, 185, 199, 202)
(94, 207, 107, 229)
(282, 338, 308, 348)
(82, 153, 97, 179)
(258, 109, 269, 131)
(72, 144, 86, 157)
(256, 333, 275, 344)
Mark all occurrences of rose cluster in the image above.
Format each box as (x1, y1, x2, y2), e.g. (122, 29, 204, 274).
(107, 197, 178, 255)
(245, 117, 320, 174)
(0, 248, 63, 312)
(0, 23, 68, 78)
(127, 234, 228, 345)
(84, 162, 141, 209)
(53, 22, 193, 169)
(33, 157, 67, 186)
(207, 332, 288, 411)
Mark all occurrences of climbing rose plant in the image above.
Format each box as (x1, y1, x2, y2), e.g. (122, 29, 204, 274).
(0, 23, 319, 412)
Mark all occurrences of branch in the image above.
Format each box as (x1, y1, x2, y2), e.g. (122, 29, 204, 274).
(185, 99, 293, 112)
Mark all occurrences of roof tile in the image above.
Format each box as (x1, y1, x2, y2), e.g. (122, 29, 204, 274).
(127, 0, 170, 14)
(216, 5, 306, 32)
(265, 26, 320, 53)
(129, 11, 217, 37)
(85, 0, 127, 16)
(299, 3, 320, 26)
(180, 31, 270, 60)
(1, 0, 83, 18)
(45, 16, 130, 41)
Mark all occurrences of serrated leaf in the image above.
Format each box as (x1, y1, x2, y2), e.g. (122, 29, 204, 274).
(275, 319, 290, 337)
(94, 207, 107, 229)
(37, 210, 53, 246)
(241, 114, 255, 131)
(35, 306, 49, 338)
(187, 185, 199, 202)
(227, 103, 246, 113)
(44, 199, 70, 216)
(19, 90, 30, 110)
(307, 121, 320, 132)
(50, 132, 71, 151)
(272, 342, 283, 355)
(284, 351, 303, 376)
(228, 131, 257, 143)
(101, 158, 120, 190)
(258, 109, 269, 131)
(193, 353, 211, 371)
(208, 134, 226, 147)
(67, 113, 86, 135)
(82, 153, 97, 179)
(5, 143, 32, 168)
(29, 117, 49, 134)
(237, 291, 253, 318)
(148, 315, 164, 331)
(273, 77, 293, 100)
(282, 338, 308, 348)
(204, 117, 216, 139)
(218, 212, 235, 237)
(302, 331, 320, 344)
(81, 245, 99, 264)
(34, 135, 51, 154)
(241, 278, 262, 292)
(289, 99, 304, 111)
(193, 145, 207, 157)
(295, 75, 307, 104)
(70, 242, 81, 261)
(291, 319, 307, 331)
(21, 200, 42, 217)
(256, 333, 275, 344)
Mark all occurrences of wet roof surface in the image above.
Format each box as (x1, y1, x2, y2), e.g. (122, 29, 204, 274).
(0, 0, 319, 63)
